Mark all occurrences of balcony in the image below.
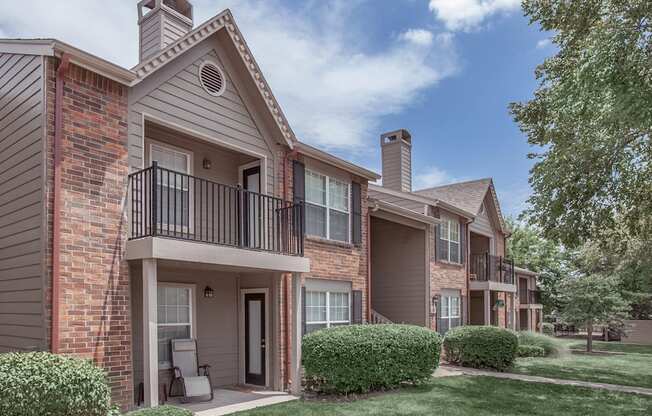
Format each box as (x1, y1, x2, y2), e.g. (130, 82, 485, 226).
(128, 163, 305, 257)
(520, 289, 542, 306)
(470, 253, 515, 284)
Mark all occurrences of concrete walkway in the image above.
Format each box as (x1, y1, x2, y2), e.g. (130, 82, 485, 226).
(437, 364, 652, 396)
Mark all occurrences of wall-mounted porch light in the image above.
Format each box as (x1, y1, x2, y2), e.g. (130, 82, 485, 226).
(203, 286, 214, 298)
(202, 157, 212, 170)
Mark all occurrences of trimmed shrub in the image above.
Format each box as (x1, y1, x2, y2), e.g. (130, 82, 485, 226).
(302, 324, 441, 394)
(0, 352, 112, 416)
(124, 405, 193, 416)
(517, 344, 546, 357)
(443, 326, 518, 371)
(539, 322, 555, 336)
(517, 331, 568, 357)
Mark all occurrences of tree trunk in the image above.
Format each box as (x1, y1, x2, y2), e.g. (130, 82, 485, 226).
(586, 321, 593, 353)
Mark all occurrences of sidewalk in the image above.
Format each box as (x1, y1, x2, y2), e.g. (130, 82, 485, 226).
(437, 365, 652, 396)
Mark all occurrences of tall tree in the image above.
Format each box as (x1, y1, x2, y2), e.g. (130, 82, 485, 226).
(506, 219, 570, 313)
(559, 274, 630, 352)
(510, 0, 652, 247)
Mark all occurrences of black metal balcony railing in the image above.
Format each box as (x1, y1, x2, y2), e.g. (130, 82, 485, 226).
(128, 163, 304, 256)
(470, 253, 515, 284)
(528, 290, 542, 304)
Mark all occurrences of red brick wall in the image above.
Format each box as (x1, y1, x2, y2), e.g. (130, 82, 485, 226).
(277, 151, 369, 390)
(44, 59, 132, 408)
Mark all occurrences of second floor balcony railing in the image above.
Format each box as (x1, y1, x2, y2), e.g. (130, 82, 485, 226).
(470, 253, 515, 285)
(128, 163, 304, 256)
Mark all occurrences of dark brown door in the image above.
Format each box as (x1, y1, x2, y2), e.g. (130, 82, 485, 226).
(244, 292, 266, 385)
(242, 166, 261, 248)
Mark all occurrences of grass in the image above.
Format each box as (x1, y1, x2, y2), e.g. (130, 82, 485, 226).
(511, 351, 652, 389)
(565, 340, 652, 355)
(234, 376, 652, 415)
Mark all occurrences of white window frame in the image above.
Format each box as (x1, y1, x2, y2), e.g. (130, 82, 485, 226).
(305, 290, 351, 330)
(305, 169, 351, 243)
(440, 216, 461, 263)
(148, 142, 194, 233)
(440, 294, 461, 329)
(157, 283, 196, 370)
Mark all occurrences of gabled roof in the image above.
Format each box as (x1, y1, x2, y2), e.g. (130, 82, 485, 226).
(131, 9, 296, 148)
(414, 178, 508, 234)
(368, 184, 476, 220)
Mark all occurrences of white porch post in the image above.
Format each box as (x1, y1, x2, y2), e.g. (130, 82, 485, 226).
(484, 290, 491, 325)
(143, 258, 159, 407)
(290, 272, 302, 395)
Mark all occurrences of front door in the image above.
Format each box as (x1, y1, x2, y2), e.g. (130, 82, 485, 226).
(244, 292, 266, 385)
(242, 166, 261, 248)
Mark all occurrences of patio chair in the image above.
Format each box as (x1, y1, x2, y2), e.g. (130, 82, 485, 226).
(169, 339, 214, 402)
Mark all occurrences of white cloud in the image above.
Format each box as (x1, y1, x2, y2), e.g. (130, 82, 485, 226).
(536, 38, 551, 49)
(414, 165, 456, 189)
(428, 0, 521, 31)
(0, 0, 458, 153)
(399, 29, 434, 46)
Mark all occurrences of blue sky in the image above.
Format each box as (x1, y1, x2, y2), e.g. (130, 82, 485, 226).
(0, 0, 553, 216)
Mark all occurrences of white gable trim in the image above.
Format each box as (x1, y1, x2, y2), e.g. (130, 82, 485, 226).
(131, 9, 296, 148)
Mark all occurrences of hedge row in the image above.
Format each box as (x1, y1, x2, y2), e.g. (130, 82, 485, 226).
(302, 324, 442, 394)
(443, 326, 518, 371)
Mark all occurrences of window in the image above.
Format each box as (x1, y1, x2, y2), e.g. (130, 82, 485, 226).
(438, 292, 461, 335)
(305, 170, 350, 242)
(305, 290, 350, 333)
(150, 143, 192, 231)
(157, 285, 194, 369)
(438, 216, 461, 263)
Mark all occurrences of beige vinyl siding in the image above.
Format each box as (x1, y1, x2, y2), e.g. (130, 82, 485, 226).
(162, 14, 190, 48)
(370, 217, 426, 325)
(130, 263, 281, 389)
(129, 39, 276, 193)
(140, 14, 163, 61)
(0, 53, 46, 352)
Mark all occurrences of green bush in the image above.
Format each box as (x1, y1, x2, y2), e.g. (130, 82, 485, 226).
(517, 331, 568, 357)
(124, 405, 193, 416)
(0, 352, 112, 416)
(443, 326, 518, 371)
(302, 324, 441, 394)
(517, 344, 546, 357)
(539, 322, 555, 336)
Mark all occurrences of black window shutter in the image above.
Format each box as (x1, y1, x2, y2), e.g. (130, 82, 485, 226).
(460, 222, 466, 264)
(461, 295, 467, 326)
(434, 224, 441, 261)
(292, 160, 305, 204)
(434, 294, 442, 334)
(301, 286, 306, 336)
(352, 290, 363, 324)
(351, 182, 362, 245)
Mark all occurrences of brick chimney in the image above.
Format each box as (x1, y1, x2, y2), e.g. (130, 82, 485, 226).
(137, 0, 194, 62)
(380, 129, 412, 192)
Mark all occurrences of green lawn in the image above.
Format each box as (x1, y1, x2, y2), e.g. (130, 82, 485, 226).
(234, 376, 652, 416)
(566, 340, 652, 355)
(511, 351, 652, 389)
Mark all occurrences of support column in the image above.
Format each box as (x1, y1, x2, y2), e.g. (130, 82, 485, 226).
(290, 272, 302, 395)
(484, 290, 491, 326)
(143, 259, 158, 407)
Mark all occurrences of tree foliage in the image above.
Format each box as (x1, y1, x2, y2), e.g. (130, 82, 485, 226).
(559, 274, 630, 351)
(511, 0, 652, 247)
(506, 218, 571, 313)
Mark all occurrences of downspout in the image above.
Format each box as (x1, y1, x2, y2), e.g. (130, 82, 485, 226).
(51, 53, 70, 353)
(367, 201, 379, 322)
(282, 149, 298, 389)
(464, 218, 474, 327)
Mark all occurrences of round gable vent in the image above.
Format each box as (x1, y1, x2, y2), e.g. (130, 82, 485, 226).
(199, 62, 226, 96)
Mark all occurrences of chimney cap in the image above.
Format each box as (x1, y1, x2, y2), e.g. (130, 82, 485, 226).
(380, 129, 412, 146)
(139, 0, 193, 21)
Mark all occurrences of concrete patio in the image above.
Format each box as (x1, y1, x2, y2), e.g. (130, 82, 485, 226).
(168, 387, 297, 416)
